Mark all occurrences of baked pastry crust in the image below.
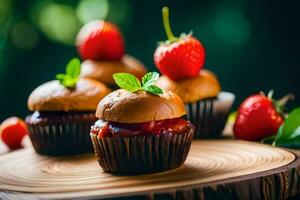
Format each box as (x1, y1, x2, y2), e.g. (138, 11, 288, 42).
(28, 78, 111, 111)
(80, 55, 147, 85)
(96, 89, 186, 123)
(156, 70, 221, 103)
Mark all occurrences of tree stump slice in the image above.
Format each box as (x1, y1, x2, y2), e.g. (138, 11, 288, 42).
(0, 140, 299, 200)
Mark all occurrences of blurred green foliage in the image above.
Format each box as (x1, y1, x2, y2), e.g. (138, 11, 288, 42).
(0, 0, 298, 121)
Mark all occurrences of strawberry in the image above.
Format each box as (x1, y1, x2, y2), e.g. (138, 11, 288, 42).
(154, 7, 205, 81)
(76, 20, 125, 61)
(0, 117, 29, 149)
(233, 91, 293, 141)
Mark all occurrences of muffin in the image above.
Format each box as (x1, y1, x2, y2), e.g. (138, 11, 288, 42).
(80, 54, 147, 89)
(156, 70, 235, 138)
(90, 89, 194, 174)
(26, 78, 111, 155)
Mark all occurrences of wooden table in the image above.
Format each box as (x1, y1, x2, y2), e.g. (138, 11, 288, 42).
(0, 138, 299, 200)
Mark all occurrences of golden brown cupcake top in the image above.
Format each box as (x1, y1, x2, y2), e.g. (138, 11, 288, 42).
(96, 89, 186, 123)
(80, 55, 147, 85)
(156, 70, 221, 103)
(28, 78, 111, 112)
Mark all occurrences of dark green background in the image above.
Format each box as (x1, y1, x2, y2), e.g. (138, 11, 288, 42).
(0, 0, 298, 121)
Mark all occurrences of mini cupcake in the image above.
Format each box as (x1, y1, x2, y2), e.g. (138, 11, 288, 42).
(80, 54, 147, 89)
(90, 72, 194, 174)
(76, 20, 147, 89)
(26, 58, 111, 156)
(154, 7, 234, 138)
(157, 70, 234, 138)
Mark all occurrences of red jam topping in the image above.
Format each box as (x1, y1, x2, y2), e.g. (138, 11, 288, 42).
(91, 118, 191, 138)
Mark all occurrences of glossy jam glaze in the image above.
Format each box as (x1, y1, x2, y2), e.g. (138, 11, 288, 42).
(91, 118, 192, 137)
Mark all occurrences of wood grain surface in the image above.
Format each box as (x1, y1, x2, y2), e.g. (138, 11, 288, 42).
(0, 140, 299, 200)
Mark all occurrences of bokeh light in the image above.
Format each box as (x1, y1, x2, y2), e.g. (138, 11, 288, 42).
(0, 0, 12, 24)
(32, 2, 81, 45)
(0, 0, 12, 49)
(76, 0, 109, 24)
(106, 0, 132, 28)
(10, 21, 39, 50)
(0, 0, 13, 79)
(212, 8, 251, 45)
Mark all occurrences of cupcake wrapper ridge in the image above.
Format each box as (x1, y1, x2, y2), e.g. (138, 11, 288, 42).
(186, 93, 234, 139)
(26, 112, 96, 156)
(91, 127, 194, 174)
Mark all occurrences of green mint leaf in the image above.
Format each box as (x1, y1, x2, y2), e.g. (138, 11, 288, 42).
(143, 85, 163, 95)
(63, 78, 78, 88)
(56, 74, 66, 81)
(283, 107, 300, 136)
(113, 73, 142, 92)
(66, 58, 81, 78)
(56, 58, 81, 88)
(142, 72, 160, 88)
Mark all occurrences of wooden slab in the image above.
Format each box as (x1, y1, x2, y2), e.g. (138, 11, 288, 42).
(0, 140, 298, 200)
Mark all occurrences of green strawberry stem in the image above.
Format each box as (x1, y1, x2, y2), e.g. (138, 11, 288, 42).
(266, 90, 294, 117)
(261, 90, 294, 118)
(277, 93, 295, 107)
(275, 93, 294, 118)
(162, 7, 177, 42)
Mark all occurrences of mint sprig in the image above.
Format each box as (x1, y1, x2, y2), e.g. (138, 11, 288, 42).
(262, 107, 300, 148)
(113, 73, 141, 92)
(56, 58, 81, 88)
(113, 72, 163, 95)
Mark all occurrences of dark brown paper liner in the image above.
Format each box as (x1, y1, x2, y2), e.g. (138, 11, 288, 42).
(90, 127, 194, 174)
(185, 97, 232, 139)
(26, 112, 96, 156)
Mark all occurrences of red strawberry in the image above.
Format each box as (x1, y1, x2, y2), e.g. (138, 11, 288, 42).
(154, 7, 205, 81)
(76, 20, 125, 61)
(233, 92, 293, 141)
(0, 117, 29, 149)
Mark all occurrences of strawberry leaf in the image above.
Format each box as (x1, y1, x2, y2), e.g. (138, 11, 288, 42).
(264, 107, 300, 149)
(274, 124, 284, 143)
(289, 126, 300, 139)
(261, 135, 276, 144)
(283, 108, 300, 136)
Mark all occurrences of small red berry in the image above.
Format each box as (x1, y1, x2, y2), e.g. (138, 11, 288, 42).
(76, 20, 125, 61)
(0, 117, 29, 149)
